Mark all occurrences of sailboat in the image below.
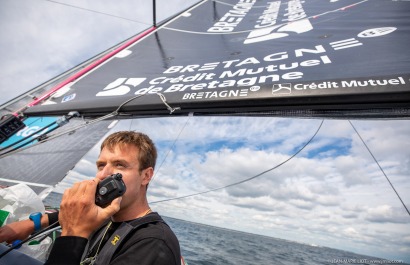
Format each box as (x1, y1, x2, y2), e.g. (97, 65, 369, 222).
(1, 0, 409, 263)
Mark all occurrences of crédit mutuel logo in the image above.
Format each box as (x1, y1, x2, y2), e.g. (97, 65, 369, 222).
(207, 0, 313, 44)
(272, 83, 292, 94)
(96, 78, 146, 96)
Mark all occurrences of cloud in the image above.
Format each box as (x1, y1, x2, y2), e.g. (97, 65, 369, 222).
(231, 196, 284, 212)
(365, 205, 409, 224)
(149, 186, 179, 199)
(342, 227, 363, 240)
(53, 169, 91, 193)
(0, 0, 148, 105)
(351, 120, 410, 154)
(72, 158, 98, 177)
(148, 173, 180, 198)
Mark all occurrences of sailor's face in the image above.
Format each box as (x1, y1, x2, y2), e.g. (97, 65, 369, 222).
(95, 144, 150, 208)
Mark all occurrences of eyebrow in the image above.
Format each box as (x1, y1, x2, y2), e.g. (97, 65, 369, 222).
(112, 159, 129, 165)
(96, 159, 130, 166)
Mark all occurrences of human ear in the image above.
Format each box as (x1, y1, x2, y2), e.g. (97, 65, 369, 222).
(142, 167, 154, 185)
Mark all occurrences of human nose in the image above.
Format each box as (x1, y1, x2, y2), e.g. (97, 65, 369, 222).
(97, 165, 114, 180)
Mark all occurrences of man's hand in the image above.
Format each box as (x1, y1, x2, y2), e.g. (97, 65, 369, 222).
(0, 220, 34, 244)
(59, 178, 121, 239)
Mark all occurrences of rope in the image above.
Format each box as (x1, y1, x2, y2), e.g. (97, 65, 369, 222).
(348, 120, 410, 216)
(0, 93, 180, 159)
(151, 115, 191, 184)
(151, 119, 324, 204)
(156, 93, 181, 114)
(44, 0, 151, 25)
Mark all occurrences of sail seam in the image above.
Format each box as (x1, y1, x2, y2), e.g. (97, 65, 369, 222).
(0, 177, 53, 188)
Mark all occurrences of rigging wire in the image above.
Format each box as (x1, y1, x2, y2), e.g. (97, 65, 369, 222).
(151, 115, 192, 184)
(151, 119, 324, 204)
(348, 120, 410, 216)
(0, 93, 180, 159)
(44, 0, 152, 26)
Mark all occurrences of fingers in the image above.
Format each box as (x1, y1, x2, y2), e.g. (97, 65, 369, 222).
(103, 197, 122, 216)
(59, 178, 117, 238)
(62, 178, 99, 202)
(81, 178, 98, 202)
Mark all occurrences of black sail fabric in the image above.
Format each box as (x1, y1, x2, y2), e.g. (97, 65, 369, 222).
(24, 0, 410, 119)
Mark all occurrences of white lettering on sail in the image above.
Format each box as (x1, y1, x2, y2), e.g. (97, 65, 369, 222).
(96, 78, 146, 96)
(245, 19, 312, 44)
(244, 0, 312, 44)
(207, 0, 256, 33)
(92, 21, 402, 104)
(95, 44, 336, 100)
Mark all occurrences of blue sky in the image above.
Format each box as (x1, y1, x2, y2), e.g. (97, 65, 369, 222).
(1, 0, 409, 263)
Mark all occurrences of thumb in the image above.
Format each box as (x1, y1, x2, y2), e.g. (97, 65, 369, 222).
(101, 197, 122, 216)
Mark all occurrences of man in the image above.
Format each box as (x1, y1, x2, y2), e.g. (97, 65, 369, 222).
(0, 131, 181, 265)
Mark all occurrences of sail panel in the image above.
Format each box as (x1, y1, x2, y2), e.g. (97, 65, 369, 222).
(24, 0, 410, 118)
(0, 119, 111, 194)
(0, 117, 58, 148)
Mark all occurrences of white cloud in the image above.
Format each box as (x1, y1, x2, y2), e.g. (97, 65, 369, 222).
(0, 0, 148, 105)
(366, 205, 409, 224)
(137, 117, 410, 261)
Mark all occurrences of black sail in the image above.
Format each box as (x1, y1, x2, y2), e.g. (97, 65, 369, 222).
(23, 0, 410, 119)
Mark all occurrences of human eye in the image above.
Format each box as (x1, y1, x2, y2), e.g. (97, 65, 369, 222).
(96, 162, 105, 171)
(114, 162, 126, 168)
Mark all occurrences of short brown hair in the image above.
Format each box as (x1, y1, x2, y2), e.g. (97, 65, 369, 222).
(100, 131, 157, 171)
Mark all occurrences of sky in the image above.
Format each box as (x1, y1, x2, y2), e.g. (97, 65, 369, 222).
(1, 0, 409, 263)
(0, 0, 193, 105)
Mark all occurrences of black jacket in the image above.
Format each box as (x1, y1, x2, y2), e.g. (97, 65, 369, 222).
(45, 212, 181, 265)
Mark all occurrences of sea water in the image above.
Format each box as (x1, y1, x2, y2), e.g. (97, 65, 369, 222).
(164, 217, 408, 265)
(43, 193, 408, 265)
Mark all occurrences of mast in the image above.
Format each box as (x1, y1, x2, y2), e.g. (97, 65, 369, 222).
(153, 0, 157, 27)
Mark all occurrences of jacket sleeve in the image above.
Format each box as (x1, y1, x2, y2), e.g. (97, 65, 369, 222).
(110, 237, 178, 265)
(44, 236, 88, 265)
